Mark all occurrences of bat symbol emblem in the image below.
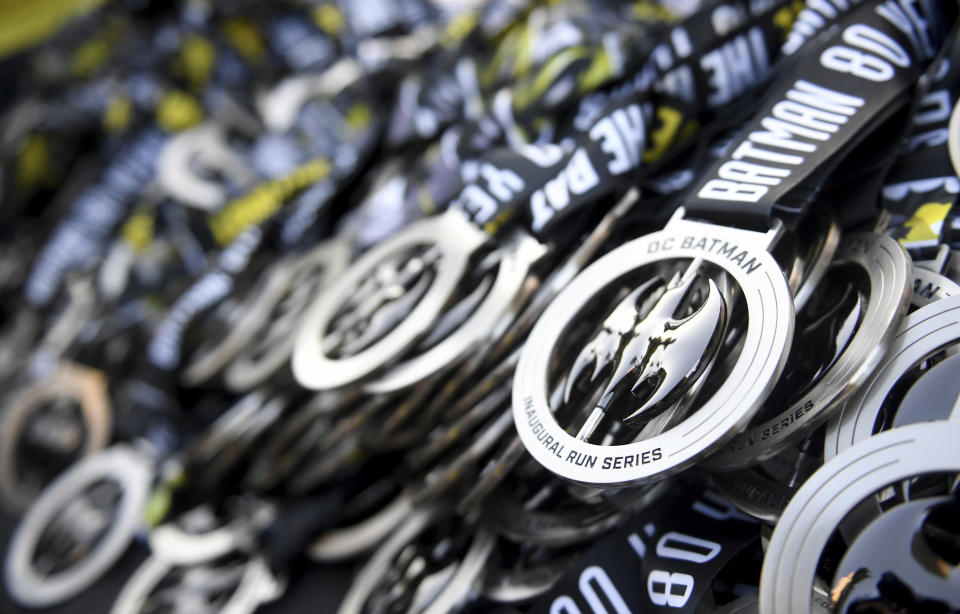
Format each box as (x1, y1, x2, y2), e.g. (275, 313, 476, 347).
(567, 259, 728, 434)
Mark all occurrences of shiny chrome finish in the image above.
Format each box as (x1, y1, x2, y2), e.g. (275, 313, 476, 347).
(759, 421, 960, 614)
(183, 238, 349, 387)
(4, 445, 153, 607)
(825, 294, 960, 459)
(792, 215, 841, 311)
(514, 210, 794, 486)
(364, 231, 546, 394)
(293, 209, 488, 390)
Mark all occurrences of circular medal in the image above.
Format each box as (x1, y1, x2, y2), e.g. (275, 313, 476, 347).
(293, 209, 488, 390)
(759, 421, 960, 613)
(716, 261, 959, 522)
(183, 238, 349, 388)
(710, 231, 911, 469)
(364, 230, 546, 394)
(4, 445, 153, 607)
(513, 211, 794, 487)
(825, 293, 960, 459)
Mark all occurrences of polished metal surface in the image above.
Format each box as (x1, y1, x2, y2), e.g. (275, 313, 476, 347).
(293, 209, 488, 390)
(825, 293, 960, 459)
(759, 421, 960, 614)
(364, 230, 546, 394)
(201, 238, 350, 390)
(514, 211, 794, 486)
(713, 232, 912, 469)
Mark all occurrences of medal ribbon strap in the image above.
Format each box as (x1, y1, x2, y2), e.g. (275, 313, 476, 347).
(531, 488, 760, 614)
(687, 0, 957, 229)
(451, 0, 806, 240)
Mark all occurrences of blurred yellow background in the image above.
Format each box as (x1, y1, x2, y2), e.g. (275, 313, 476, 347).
(0, 0, 106, 58)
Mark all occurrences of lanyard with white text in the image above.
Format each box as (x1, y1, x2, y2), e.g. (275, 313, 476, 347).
(454, 0, 806, 240)
(688, 0, 955, 230)
(510, 0, 956, 490)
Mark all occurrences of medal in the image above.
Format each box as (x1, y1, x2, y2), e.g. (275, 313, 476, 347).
(709, 230, 911, 470)
(825, 293, 960, 457)
(515, 0, 954, 487)
(0, 363, 111, 511)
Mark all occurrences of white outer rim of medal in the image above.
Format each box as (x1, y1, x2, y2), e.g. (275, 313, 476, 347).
(711, 231, 911, 469)
(292, 210, 487, 390)
(513, 222, 794, 486)
(186, 237, 349, 387)
(364, 233, 545, 394)
(758, 421, 960, 614)
(824, 293, 960, 459)
(336, 506, 439, 614)
(110, 554, 282, 614)
(221, 239, 351, 392)
(4, 445, 153, 608)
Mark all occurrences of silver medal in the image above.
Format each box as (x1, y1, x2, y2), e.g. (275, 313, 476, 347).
(293, 208, 488, 389)
(825, 293, 960, 459)
(182, 238, 349, 388)
(513, 209, 794, 486)
(711, 231, 911, 469)
(4, 445, 153, 607)
(759, 421, 960, 613)
(364, 230, 546, 394)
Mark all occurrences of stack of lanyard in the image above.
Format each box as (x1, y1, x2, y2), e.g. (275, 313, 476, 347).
(0, 0, 959, 612)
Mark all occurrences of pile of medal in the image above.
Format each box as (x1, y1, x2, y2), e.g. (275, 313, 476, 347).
(1, 0, 959, 611)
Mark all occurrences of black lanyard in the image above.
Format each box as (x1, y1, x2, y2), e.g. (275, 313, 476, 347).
(686, 0, 956, 230)
(450, 0, 808, 242)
